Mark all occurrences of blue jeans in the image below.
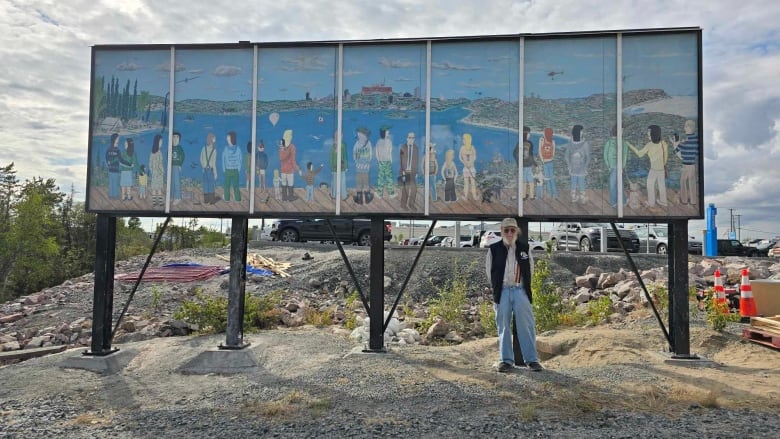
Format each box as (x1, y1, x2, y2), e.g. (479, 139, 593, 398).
(306, 184, 314, 201)
(108, 172, 120, 199)
(171, 165, 182, 200)
(543, 162, 557, 197)
(331, 171, 347, 200)
(495, 285, 538, 364)
(428, 175, 437, 201)
(570, 175, 585, 192)
(608, 167, 619, 206)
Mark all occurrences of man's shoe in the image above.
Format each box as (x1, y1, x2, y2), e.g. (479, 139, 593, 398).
(528, 362, 543, 372)
(496, 362, 512, 373)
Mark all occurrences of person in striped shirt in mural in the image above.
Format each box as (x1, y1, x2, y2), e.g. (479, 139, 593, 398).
(671, 119, 699, 206)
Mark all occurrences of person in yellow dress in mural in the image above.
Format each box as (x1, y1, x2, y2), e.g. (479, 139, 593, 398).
(459, 133, 478, 201)
(628, 124, 669, 208)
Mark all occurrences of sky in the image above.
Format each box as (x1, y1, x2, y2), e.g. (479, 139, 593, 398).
(1, 0, 779, 239)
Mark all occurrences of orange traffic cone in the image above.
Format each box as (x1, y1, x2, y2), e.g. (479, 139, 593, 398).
(713, 269, 727, 314)
(739, 268, 758, 318)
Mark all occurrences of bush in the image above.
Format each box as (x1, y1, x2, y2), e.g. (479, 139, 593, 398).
(587, 296, 613, 325)
(532, 248, 563, 332)
(478, 301, 497, 336)
(174, 290, 283, 333)
(419, 260, 472, 334)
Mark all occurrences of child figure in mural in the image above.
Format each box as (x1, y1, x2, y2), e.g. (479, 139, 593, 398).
(353, 127, 373, 205)
(171, 132, 184, 205)
(441, 148, 458, 202)
(119, 138, 138, 201)
(222, 131, 242, 202)
(533, 164, 545, 199)
(273, 169, 282, 200)
(245, 141, 253, 190)
(538, 127, 558, 199)
(138, 165, 148, 200)
(200, 133, 218, 204)
(399, 131, 420, 210)
(279, 129, 300, 202)
(149, 134, 165, 208)
(603, 125, 634, 208)
(256, 140, 268, 192)
(564, 125, 591, 203)
(519, 126, 537, 200)
(629, 124, 668, 207)
(329, 131, 348, 200)
(304, 162, 324, 202)
(459, 133, 478, 201)
(374, 125, 395, 199)
(670, 119, 698, 205)
(426, 142, 439, 202)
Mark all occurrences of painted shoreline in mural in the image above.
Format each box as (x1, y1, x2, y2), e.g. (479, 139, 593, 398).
(86, 29, 702, 220)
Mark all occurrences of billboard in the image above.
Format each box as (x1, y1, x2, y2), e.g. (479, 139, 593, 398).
(86, 28, 702, 220)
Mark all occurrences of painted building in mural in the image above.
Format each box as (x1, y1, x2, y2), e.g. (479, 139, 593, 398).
(86, 28, 702, 221)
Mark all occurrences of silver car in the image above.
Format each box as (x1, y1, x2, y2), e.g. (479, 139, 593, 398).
(634, 225, 703, 255)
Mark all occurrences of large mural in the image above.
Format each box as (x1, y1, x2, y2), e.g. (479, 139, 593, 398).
(86, 29, 702, 220)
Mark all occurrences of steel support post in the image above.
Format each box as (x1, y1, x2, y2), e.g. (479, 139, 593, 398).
(366, 217, 386, 352)
(222, 216, 249, 349)
(669, 220, 693, 357)
(86, 214, 118, 356)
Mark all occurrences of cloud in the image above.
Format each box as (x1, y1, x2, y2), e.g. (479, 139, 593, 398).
(213, 65, 243, 76)
(378, 56, 417, 68)
(431, 61, 481, 71)
(116, 62, 142, 71)
(280, 55, 329, 71)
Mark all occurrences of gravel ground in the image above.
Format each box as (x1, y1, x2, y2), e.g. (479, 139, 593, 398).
(1, 242, 779, 438)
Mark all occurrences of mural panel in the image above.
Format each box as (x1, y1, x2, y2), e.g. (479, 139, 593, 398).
(170, 48, 254, 214)
(429, 40, 519, 217)
(88, 48, 171, 212)
(523, 36, 617, 218)
(621, 32, 700, 218)
(340, 43, 427, 214)
(255, 46, 337, 215)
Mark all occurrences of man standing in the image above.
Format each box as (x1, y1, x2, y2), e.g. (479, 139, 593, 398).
(375, 125, 395, 199)
(485, 218, 542, 372)
(279, 129, 300, 201)
(398, 131, 419, 210)
(671, 119, 698, 206)
(171, 131, 184, 205)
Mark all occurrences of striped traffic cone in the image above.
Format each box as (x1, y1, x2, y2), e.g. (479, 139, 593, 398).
(713, 269, 727, 314)
(739, 268, 758, 320)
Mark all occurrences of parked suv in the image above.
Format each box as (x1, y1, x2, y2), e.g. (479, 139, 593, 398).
(633, 225, 703, 255)
(717, 239, 759, 257)
(549, 222, 640, 252)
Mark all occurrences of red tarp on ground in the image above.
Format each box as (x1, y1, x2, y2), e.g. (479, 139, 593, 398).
(115, 265, 227, 283)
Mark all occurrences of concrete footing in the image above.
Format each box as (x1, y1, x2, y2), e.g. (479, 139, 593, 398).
(178, 348, 258, 375)
(59, 348, 137, 375)
(654, 351, 721, 368)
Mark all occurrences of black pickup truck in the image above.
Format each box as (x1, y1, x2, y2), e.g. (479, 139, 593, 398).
(270, 219, 392, 246)
(717, 239, 759, 257)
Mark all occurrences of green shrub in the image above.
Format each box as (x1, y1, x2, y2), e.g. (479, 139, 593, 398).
(174, 290, 283, 333)
(478, 301, 497, 337)
(532, 249, 563, 332)
(587, 296, 613, 325)
(419, 260, 472, 334)
(343, 311, 359, 330)
(304, 306, 335, 327)
(703, 288, 740, 331)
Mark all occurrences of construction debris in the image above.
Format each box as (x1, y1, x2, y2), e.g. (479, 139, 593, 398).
(217, 253, 292, 277)
(742, 315, 780, 350)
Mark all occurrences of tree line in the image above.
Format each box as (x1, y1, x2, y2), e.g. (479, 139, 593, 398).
(0, 163, 227, 303)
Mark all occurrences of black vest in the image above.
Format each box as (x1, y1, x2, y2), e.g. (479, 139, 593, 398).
(489, 239, 533, 304)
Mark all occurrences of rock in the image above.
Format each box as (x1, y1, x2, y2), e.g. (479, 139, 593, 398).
(23, 336, 47, 349)
(308, 278, 322, 288)
(597, 272, 618, 289)
(23, 293, 48, 306)
(426, 319, 449, 338)
(285, 302, 300, 313)
(575, 275, 597, 289)
(120, 321, 136, 332)
(444, 331, 463, 343)
(584, 266, 602, 276)
(573, 290, 592, 304)
(1, 341, 21, 351)
(383, 276, 392, 289)
(0, 313, 24, 324)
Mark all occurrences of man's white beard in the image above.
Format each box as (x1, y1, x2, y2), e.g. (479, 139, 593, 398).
(503, 237, 516, 247)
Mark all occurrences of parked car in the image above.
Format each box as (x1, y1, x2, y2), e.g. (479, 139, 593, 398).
(754, 238, 779, 254)
(528, 238, 547, 251)
(440, 235, 475, 248)
(479, 230, 502, 248)
(270, 218, 392, 246)
(549, 222, 640, 252)
(717, 239, 759, 257)
(633, 225, 703, 255)
(768, 241, 780, 257)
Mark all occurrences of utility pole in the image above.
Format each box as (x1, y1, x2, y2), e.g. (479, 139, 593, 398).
(728, 208, 734, 236)
(735, 214, 741, 241)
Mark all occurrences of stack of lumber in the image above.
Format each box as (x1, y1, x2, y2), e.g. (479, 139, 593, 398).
(742, 316, 780, 350)
(217, 253, 292, 277)
(248, 253, 291, 277)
